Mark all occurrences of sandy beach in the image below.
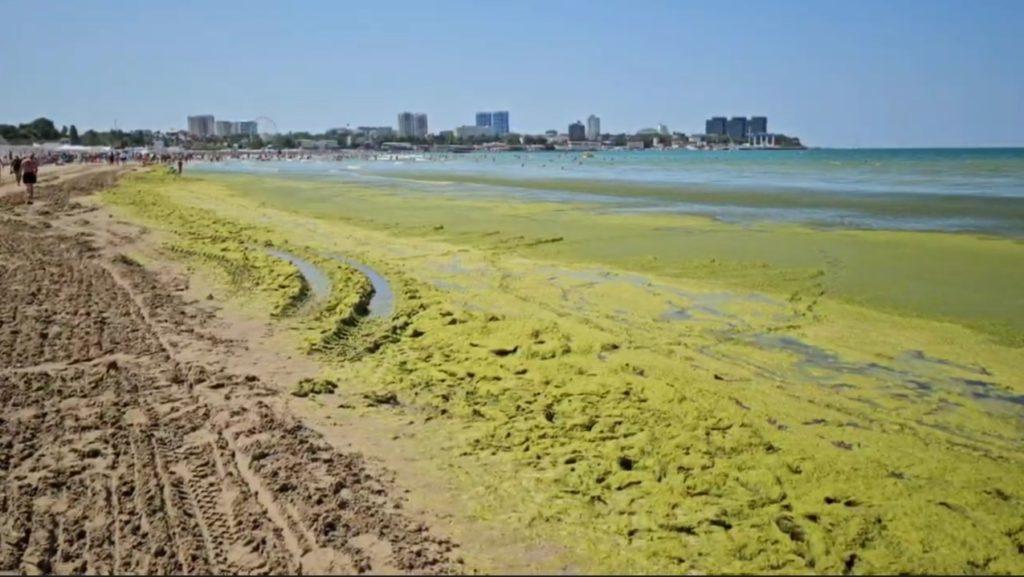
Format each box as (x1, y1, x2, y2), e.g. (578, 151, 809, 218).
(5, 0, 1023, 572)
(1, 161, 1022, 574)
(0, 169, 458, 574)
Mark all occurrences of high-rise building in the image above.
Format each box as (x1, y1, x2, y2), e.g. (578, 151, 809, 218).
(491, 111, 509, 136)
(568, 121, 586, 142)
(236, 121, 259, 137)
(475, 111, 510, 136)
(215, 121, 233, 137)
(705, 117, 727, 136)
(726, 117, 748, 140)
(658, 124, 670, 136)
(748, 116, 767, 135)
(398, 112, 428, 138)
(187, 115, 215, 137)
(586, 115, 601, 141)
(413, 113, 428, 138)
(397, 112, 415, 138)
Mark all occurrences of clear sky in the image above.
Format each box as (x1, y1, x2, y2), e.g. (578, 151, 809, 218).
(2, 0, 1022, 147)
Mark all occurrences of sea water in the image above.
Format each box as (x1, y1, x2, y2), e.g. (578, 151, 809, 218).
(195, 148, 1024, 236)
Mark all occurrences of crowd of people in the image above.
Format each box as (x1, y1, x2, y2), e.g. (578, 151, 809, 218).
(1, 149, 193, 205)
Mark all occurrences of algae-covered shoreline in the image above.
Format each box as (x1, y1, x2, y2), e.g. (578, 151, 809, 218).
(101, 169, 1024, 573)
(203, 170, 1024, 345)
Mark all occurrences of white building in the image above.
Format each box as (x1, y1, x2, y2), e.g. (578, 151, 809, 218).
(455, 125, 496, 139)
(397, 112, 414, 138)
(358, 126, 394, 142)
(398, 112, 428, 138)
(215, 121, 233, 137)
(413, 113, 428, 138)
(586, 115, 601, 141)
(187, 115, 215, 137)
(748, 133, 778, 147)
(234, 121, 258, 137)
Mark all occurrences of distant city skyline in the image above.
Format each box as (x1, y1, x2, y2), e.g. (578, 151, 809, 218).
(3, 0, 1023, 147)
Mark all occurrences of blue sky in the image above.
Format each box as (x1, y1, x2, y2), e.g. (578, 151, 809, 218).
(1, 0, 1021, 147)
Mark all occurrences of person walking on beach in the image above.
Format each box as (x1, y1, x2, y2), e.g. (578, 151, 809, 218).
(11, 155, 22, 186)
(21, 154, 38, 204)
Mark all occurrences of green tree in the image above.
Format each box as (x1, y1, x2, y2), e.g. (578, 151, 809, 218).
(0, 125, 21, 143)
(82, 130, 101, 146)
(19, 117, 61, 141)
(269, 134, 296, 149)
(69, 125, 80, 145)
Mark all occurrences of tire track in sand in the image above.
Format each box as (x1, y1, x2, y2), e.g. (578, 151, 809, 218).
(0, 174, 458, 574)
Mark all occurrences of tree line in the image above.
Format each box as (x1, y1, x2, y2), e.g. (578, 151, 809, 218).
(0, 117, 152, 147)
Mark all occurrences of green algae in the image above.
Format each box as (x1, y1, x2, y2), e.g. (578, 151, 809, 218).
(207, 172, 1024, 347)
(291, 377, 338, 397)
(103, 173, 308, 316)
(101, 170, 1024, 574)
(102, 172, 376, 343)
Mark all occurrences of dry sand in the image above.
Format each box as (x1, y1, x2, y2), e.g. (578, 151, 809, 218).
(0, 169, 458, 574)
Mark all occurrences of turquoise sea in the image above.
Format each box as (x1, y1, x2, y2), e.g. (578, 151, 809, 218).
(196, 148, 1024, 236)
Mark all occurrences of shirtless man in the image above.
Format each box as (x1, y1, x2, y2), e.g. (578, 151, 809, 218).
(21, 154, 38, 204)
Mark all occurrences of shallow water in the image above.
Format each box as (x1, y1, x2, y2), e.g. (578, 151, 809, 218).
(196, 148, 1024, 236)
(330, 254, 395, 318)
(265, 248, 332, 302)
(750, 333, 1024, 420)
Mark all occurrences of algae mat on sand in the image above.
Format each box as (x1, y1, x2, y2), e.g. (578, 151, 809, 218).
(103, 171, 1024, 574)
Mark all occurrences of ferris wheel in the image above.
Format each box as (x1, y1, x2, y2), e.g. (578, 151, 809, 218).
(253, 116, 278, 135)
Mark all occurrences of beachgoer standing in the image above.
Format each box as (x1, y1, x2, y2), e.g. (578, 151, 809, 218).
(21, 154, 38, 204)
(11, 156, 22, 186)
(177, 158, 183, 175)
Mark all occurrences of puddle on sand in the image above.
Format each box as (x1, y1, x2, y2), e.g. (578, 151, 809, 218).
(330, 254, 395, 318)
(266, 248, 332, 301)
